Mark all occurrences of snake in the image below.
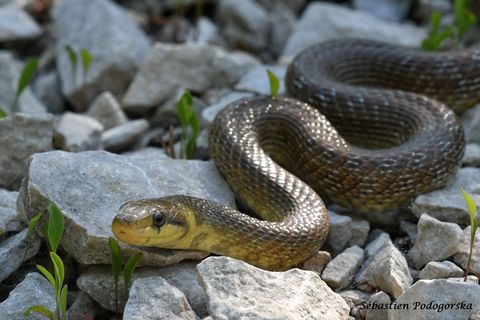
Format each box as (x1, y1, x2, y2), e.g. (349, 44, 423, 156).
(112, 39, 474, 271)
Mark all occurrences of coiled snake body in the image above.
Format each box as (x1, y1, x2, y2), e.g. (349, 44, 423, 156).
(112, 40, 474, 270)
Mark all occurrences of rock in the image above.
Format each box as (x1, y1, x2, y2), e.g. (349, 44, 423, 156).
(302, 250, 331, 274)
(201, 91, 254, 125)
(0, 229, 41, 282)
(0, 188, 22, 232)
(322, 245, 365, 290)
(78, 262, 207, 317)
(67, 291, 101, 320)
(53, 0, 150, 111)
(0, 113, 54, 190)
(234, 65, 287, 96)
(86, 92, 128, 130)
(388, 279, 480, 319)
(353, 0, 413, 22)
(419, 261, 464, 279)
(268, 5, 296, 57)
(54, 112, 104, 152)
(407, 214, 463, 269)
(197, 256, 350, 320)
(31, 71, 64, 114)
(101, 119, 149, 153)
(327, 210, 352, 254)
(364, 291, 391, 320)
(463, 143, 480, 167)
(0, 5, 41, 42)
(17, 150, 235, 265)
(413, 167, 480, 224)
(339, 290, 372, 308)
(124, 147, 170, 161)
(400, 220, 418, 242)
(123, 43, 259, 115)
(216, 0, 269, 53)
(416, 0, 452, 21)
(349, 219, 370, 247)
(0, 52, 47, 115)
(255, 0, 306, 13)
(193, 17, 225, 46)
(356, 233, 413, 298)
(464, 104, 480, 144)
(0, 273, 55, 320)
(282, 2, 426, 60)
(124, 276, 197, 320)
(454, 226, 480, 276)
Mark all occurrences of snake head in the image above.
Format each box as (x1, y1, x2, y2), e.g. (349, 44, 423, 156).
(111, 197, 195, 249)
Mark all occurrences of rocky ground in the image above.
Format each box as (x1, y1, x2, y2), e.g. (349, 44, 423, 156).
(0, 0, 480, 319)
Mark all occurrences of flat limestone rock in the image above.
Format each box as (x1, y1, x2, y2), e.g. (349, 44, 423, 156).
(18, 150, 235, 265)
(454, 226, 480, 276)
(0, 5, 41, 41)
(0, 188, 22, 232)
(197, 256, 350, 320)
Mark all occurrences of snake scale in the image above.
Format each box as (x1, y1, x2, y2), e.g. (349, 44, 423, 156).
(112, 39, 476, 270)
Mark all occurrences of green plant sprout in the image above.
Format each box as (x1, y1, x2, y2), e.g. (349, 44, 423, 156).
(177, 90, 200, 159)
(63, 45, 93, 85)
(267, 70, 280, 97)
(0, 107, 7, 119)
(422, 0, 476, 51)
(22, 212, 44, 261)
(108, 237, 143, 313)
(461, 188, 480, 282)
(24, 204, 68, 320)
(11, 58, 38, 114)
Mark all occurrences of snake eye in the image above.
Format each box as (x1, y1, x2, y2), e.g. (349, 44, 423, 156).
(152, 210, 165, 228)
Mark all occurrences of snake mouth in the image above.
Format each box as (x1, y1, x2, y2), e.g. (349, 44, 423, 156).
(111, 217, 151, 245)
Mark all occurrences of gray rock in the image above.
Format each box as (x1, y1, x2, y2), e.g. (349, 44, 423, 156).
(234, 65, 287, 96)
(413, 167, 480, 224)
(17, 150, 235, 265)
(349, 218, 370, 247)
(0, 273, 55, 320)
(464, 104, 480, 144)
(192, 17, 225, 46)
(0, 113, 54, 190)
(197, 256, 350, 320)
(78, 263, 207, 317)
(322, 245, 365, 290)
(417, 0, 452, 21)
(124, 276, 197, 320)
(32, 71, 64, 114)
(302, 250, 332, 274)
(282, 2, 426, 60)
(339, 290, 372, 308)
(0, 188, 21, 232)
(255, 0, 306, 13)
(463, 143, 480, 167)
(0, 52, 47, 115)
(419, 261, 464, 279)
(268, 5, 296, 56)
(101, 119, 149, 153)
(407, 214, 463, 269)
(54, 112, 104, 152)
(0, 5, 41, 42)
(365, 291, 391, 320)
(400, 220, 418, 242)
(454, 226, 480, 276)
(67, 291, 101, 320)
(53, 0, 150, 111)
(123, 43, 259, 115)
(201, 91, 254, 125)
(216, 0, 269, 53)
(124, 147, 170, 161)
(86, 92, 128, 129)
(356, 233, 413, 298)
(0, 229, 41, 282)
(327, 211, 352, 254)
(388, 279, 480, 319)
(353, 0, 413, 22)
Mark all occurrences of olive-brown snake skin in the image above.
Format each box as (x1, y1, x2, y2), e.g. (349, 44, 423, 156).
(113, 39, 473, 270)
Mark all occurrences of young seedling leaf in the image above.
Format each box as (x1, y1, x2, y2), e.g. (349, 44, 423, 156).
(50, 252, 65, 289)
(64, 45, 78, 76)
(28, 212, 43, 236)
(267, 70, 280, 97)
(124, 252, 143, 294)
(16, 58, 38, 98)
(177, 91, 193, 128)
(186, 139, 197, 159)
(462, 188, 477, 227)
(189, 112, 200, 139)
(0, 106, 7, 119)
(60, 284, 68, 318)
(80, 49, 93, 77)
(47, 204, 64, 254)
(109, 237, 122, 282)
(24, 305, 54, 319)
(430, 11, 443, 33)
(36, 264, 56, 288)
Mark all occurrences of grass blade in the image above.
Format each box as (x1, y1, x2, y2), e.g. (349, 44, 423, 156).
(24, 305, 54, 319)
(80, 49, 93, 76)
(189, 112, 200, 138)
(16, 58, 38, 98)
(47, 204, 64, 254)
(267, 70, 280, 97)
(108, 237, 122, 282)
(64, 45, 77, 76)
(0, 106, 7, 119)
(36, 264, 56, 288)
(462, 188, 476, 227)
(123, 252, 143, 295)
(177, 91, 193, 128)
(186, 139, 197, 159)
